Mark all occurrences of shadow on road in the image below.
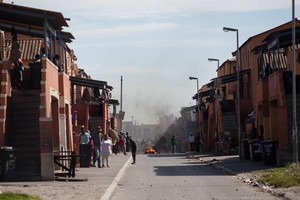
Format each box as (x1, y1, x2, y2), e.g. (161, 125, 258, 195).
(149, 153, 277, 176)
(153, 164, 230, 176)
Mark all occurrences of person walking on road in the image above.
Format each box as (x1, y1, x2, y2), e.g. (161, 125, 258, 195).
(129, 137, 137, 164)
(101, 134, 113, 167)
(188, 132, 195, 151)
(170, 134, 177, 154)
(91, 126, 103, 168)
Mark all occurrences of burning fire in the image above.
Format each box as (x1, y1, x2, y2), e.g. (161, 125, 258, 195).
(144, 146, 157, 154)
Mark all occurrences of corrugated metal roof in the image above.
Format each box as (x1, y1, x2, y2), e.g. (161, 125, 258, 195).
(4, 39, 42, 60)
(262, 50, 288, 69)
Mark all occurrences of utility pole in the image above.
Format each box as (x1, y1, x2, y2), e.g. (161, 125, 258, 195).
(292, 0, 298, 163)
(120, 76, 123, 111)
(119, 76, 123, 131)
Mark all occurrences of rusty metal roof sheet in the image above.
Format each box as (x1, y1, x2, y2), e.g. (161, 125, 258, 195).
(4, 39, 42, 61)
(262, 50, 288, 69)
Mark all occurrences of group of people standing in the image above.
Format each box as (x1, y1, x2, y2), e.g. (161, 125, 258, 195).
(79, 125, 137, 168)
(170, 132, 205, 153)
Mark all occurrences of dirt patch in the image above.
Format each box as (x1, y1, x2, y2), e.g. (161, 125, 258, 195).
(0, 184, 105, 200)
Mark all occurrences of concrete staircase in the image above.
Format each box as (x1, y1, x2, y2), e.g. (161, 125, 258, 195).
(222, 112, 237, 132)
(8, 90, 41, 180)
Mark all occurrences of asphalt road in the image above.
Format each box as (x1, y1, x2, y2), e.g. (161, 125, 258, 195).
(110, 154, 281, 200)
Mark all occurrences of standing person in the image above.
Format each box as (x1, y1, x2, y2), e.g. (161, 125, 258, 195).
(195, 132, 200, 152)
(259, 125, 264, 141)
(91, 126, 103, 168)
(200, 133, 205, 152)
(29, 54, 42, 89)
(119, 132, 127, 155)
(129, 137, 137, 164)
(79, 125, 91, 167)
(170, 134, 177, 154)
(79, 126, 91, 144)
(88, 130, 94, 167)
(14, 58, 24, 88)
(188, 132, 195, 151)
(125, 132, 131, 152)
(101, 134, 113, 167)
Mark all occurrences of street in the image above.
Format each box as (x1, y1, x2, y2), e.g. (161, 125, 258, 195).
(110, 154, 281, 200)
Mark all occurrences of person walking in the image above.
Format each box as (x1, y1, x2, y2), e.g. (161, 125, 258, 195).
(129, 137, 137, 164)
(91, 126, 102, 168)
(170, 134, 177, 154)
(188, 132, 195, 151)
(101, 134, 113, 167)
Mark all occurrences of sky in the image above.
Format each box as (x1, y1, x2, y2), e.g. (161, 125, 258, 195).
(7, 0, 300, 124)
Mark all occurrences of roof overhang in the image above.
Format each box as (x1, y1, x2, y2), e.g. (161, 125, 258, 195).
(109, 99, 119, 106)
(0, 3, 74, 43)
(0, 3, 68, 29)
(253, 26, 300, 54)
(191, 69, 251, 99)
(70, 76, 113, 90)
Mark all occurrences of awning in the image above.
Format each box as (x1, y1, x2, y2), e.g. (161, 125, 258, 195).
(109, 99, 119, 105)
(218, 68, 251, 84)
(69, 76, 113, 90)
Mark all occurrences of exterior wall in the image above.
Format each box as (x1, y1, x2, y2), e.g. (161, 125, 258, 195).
(39, 55, 74, 179)
(58, 72, 72, 151)
(241, 21, 300, 154)
(73, 104, 89, 129)
(40, 57, 74, 180)
(207, 102, 216, 151)
(39, 58, 56, 180)
(0, 59, 11, 146)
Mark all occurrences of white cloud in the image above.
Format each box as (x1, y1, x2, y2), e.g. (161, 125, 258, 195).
(73, 22, 178, 37)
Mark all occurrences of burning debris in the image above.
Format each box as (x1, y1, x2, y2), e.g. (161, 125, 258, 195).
(144, 146, 157, 154)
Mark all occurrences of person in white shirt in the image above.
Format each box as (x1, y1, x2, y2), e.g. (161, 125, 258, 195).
(79, 126, 91, 144)
(101, 134, 113, 167)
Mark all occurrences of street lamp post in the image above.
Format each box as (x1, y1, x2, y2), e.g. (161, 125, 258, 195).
(223, 26, 241, 160)
(292, 0, 298, 163)
(208, 58, 220, 152)
(189, 77, 201, 137)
